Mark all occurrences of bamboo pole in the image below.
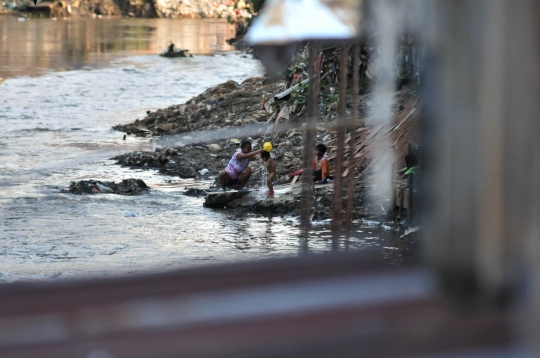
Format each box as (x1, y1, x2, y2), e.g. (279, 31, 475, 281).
(345, 44, 361, 241)
(299, 42, 321, 253)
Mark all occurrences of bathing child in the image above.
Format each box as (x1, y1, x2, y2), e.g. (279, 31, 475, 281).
(261, 150, 276, 195)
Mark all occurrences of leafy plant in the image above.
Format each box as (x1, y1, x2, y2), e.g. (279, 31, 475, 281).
(292, 82, 308, 106)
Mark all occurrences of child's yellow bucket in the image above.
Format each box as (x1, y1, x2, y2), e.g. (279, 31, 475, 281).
(263, 142, 273, 152)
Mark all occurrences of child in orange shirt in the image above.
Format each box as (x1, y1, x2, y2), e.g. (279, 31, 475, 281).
(313, 144, 330, 183)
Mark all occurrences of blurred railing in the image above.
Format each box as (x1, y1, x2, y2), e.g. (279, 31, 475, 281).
(0, 253, 512, 357)
(3, 0, 540, 355)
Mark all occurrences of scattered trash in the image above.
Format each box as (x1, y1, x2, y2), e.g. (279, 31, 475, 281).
(95, 183, 114, 193)
(276, 106, 290, 123)
(198, 168, 209, 176)
(401, 226, 420, 239)
(362, 220, 379, 227)
(289, 169, 303, 177)
(312, 219, 332, 226)
(206, 144, 221, 151)
(124, 211, 139, 217)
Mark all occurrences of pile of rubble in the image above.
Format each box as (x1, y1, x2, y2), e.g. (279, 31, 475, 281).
(62, 179, 149, 195)
(113, 77, 279, 137)
(113, 46, 373, 139)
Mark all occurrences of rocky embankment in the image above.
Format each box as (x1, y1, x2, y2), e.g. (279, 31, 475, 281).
(4, 0, 147, 18)
(3, 0, 253, 19)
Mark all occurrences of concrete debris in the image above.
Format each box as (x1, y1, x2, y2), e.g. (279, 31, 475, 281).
(113, 77, 276, 137)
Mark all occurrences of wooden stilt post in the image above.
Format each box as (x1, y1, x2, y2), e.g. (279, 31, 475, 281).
(331, 45, 348, 250)
(345, 44, 361, 243)
(407, 144, 413, 222)
(407, 170, 414, 223)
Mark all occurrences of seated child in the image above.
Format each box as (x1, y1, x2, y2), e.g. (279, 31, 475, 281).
(261, 150, 276, 195)
(398, 153, 420, 177)
(313, 144, 330, 183)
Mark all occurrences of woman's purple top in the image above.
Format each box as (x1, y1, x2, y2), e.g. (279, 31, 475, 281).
(225, 151, 249, 179)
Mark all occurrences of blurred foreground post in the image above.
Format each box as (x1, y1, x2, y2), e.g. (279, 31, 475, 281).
(421, 0, 540, 305)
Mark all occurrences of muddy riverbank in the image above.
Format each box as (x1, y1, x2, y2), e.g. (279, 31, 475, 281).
(112, 71, 420, 222)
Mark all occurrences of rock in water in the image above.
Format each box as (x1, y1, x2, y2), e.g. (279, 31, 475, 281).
(204, 191, 249, 208)
(184, 188, 207, 197)
(63, 179, 149, 196)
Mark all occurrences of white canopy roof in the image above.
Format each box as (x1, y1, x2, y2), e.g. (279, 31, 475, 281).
(246, 0, 362, 45)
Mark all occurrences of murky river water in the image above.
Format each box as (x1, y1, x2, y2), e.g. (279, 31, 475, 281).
(0, 17, 408, 283)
